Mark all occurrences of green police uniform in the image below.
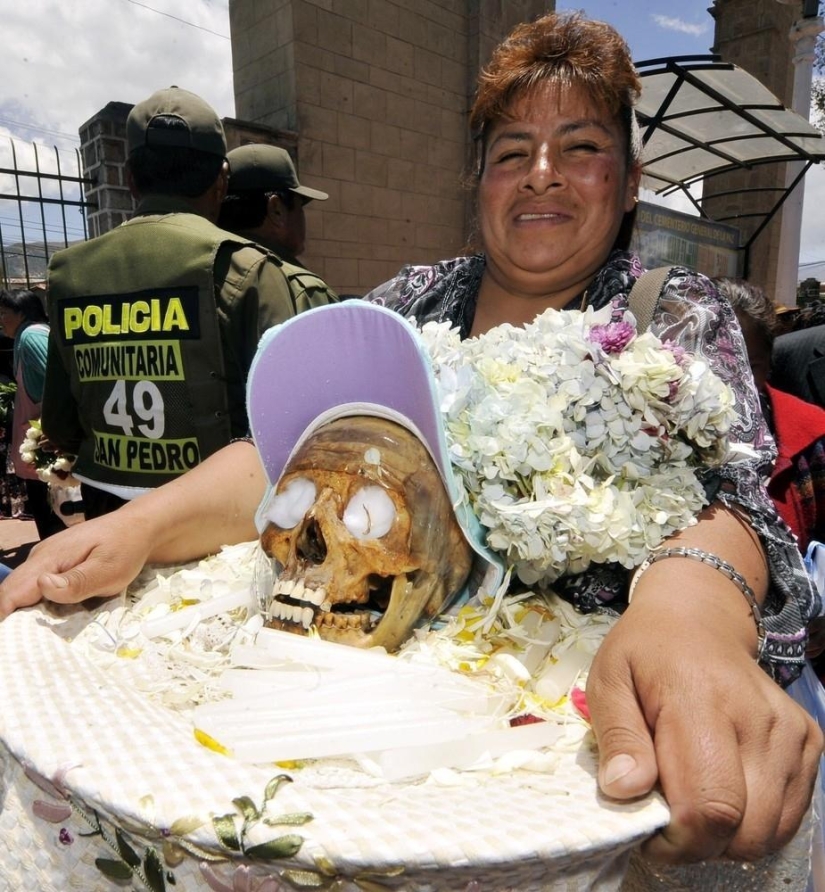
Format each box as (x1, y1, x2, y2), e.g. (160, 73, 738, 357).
(43, 195, 335, 498)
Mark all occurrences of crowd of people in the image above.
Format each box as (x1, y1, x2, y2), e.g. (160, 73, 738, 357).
(1, 9, 825, 879)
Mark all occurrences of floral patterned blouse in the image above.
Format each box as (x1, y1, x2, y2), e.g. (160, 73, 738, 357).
(366, 250, 820, 685)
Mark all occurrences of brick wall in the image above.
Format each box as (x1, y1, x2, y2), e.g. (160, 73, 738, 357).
(229, 0, 553, 297)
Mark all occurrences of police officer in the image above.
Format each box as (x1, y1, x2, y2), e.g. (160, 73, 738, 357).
(218, 143, 338, 307)
(42, 87, 336, 518)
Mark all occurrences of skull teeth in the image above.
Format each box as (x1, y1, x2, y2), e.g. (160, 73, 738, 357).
(268, 579, 378, 633)
(316, 612, 372, 630)
(273, 579, 326, 607)
(268, 600, 313, 628)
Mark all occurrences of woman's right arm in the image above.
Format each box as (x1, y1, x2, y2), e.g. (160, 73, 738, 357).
(0, 440, 265, 619)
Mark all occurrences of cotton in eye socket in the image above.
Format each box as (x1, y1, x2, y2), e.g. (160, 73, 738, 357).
(266, 477, 317, 529)
(343, 486, 396, 540)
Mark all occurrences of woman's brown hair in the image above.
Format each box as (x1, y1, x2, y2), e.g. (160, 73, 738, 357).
(463, 12, 642, 252)
(469, 12, 642, 167)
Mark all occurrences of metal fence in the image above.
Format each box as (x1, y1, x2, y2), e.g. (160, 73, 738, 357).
(0, 137, 94, 289)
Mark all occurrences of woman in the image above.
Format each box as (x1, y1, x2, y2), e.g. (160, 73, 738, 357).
(0, 288, 62, 539)
(0, 13, 821, 868)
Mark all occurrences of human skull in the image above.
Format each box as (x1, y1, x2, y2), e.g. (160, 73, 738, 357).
(259, 416, 473, 650)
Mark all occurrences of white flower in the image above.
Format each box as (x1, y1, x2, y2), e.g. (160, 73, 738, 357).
(417, 305, 735, 587)
(18, 418, 80, 486)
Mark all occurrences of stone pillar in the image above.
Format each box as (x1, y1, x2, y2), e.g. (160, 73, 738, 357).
(78, 102, 136, 239)
(774, 10, 824, 307)
(707, 0, 798, 295)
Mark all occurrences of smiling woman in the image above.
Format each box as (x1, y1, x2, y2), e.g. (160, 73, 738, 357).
(0, 10, 823, 884)
(473, 82, 640, 331)
(365, 10, 824, 875)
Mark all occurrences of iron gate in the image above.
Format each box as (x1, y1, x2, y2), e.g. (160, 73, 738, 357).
(0, 137, 94, 289)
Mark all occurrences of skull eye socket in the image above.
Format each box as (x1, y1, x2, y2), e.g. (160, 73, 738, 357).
(266, 477, 317, 529)
(343, 486, 396, 540)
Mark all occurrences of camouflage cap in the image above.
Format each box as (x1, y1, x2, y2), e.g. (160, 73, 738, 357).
(127, 86, 226, 158)
(227, 143, 328, 202)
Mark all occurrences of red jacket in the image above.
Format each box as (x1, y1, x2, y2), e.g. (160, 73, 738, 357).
(766, 383, 825, 552)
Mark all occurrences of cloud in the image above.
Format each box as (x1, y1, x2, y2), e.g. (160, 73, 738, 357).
(651, 14, 711, 38)
(0, 0, 234, 250)
(0, 0, 233, 149)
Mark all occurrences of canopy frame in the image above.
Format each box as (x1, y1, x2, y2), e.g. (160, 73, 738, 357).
(635, 55, 825, 274)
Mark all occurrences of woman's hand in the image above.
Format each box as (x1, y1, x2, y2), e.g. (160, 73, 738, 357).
(0, 441, 265, 620)
(0, 510, 155, 617)
(587, 589, 823, 863)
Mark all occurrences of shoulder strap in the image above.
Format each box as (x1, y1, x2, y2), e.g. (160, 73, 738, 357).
(278, 259, 337, 307)
(627, 267, 672, 334)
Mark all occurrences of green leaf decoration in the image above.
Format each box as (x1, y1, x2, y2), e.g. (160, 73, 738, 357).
(281, 868, 331, 888)
(95, 858, 134, 880)
(172, 836, 227, 862)
(263, 812, 314, 827)
(162, 840, 186, 869)
(144, 848, 166, 892)
(312, 856, 338, 877)
(212, 812, 241, 851)
(245, 833, 304, 860)
(115, 827, 142, 867)
(232, 795, 260, 824)
(169, 815, 207, 836)
(264, 774, 293, 803)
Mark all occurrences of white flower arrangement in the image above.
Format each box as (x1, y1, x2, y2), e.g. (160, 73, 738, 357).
(417, 305, 737, 587)
(19, 419, 81, 487)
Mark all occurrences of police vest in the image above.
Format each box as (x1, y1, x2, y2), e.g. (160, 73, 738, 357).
(47, 213, 265, 491)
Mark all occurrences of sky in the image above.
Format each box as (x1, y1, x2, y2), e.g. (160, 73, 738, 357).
(0, 0, 823, 270)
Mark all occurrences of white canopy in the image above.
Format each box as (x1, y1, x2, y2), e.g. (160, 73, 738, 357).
(637, 56, 825, 249)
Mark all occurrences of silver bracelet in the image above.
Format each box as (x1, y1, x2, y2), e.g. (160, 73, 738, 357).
(629, 546, 765, 653)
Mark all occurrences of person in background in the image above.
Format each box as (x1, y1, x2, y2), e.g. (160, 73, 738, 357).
(218, 143, 338, 306)
(0, 288, 62, 539)
(41, 87, 335, 520)
(1, 13, 822, 872)
(716, 277, 825, 553)
(772, 319, 825, 409)
(219, 143, 329, 265)
(0, 336, 27, 520)
(716, 276, 825, 664)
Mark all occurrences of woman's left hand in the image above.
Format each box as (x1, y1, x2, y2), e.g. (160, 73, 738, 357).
(586, 589, 823, 863)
